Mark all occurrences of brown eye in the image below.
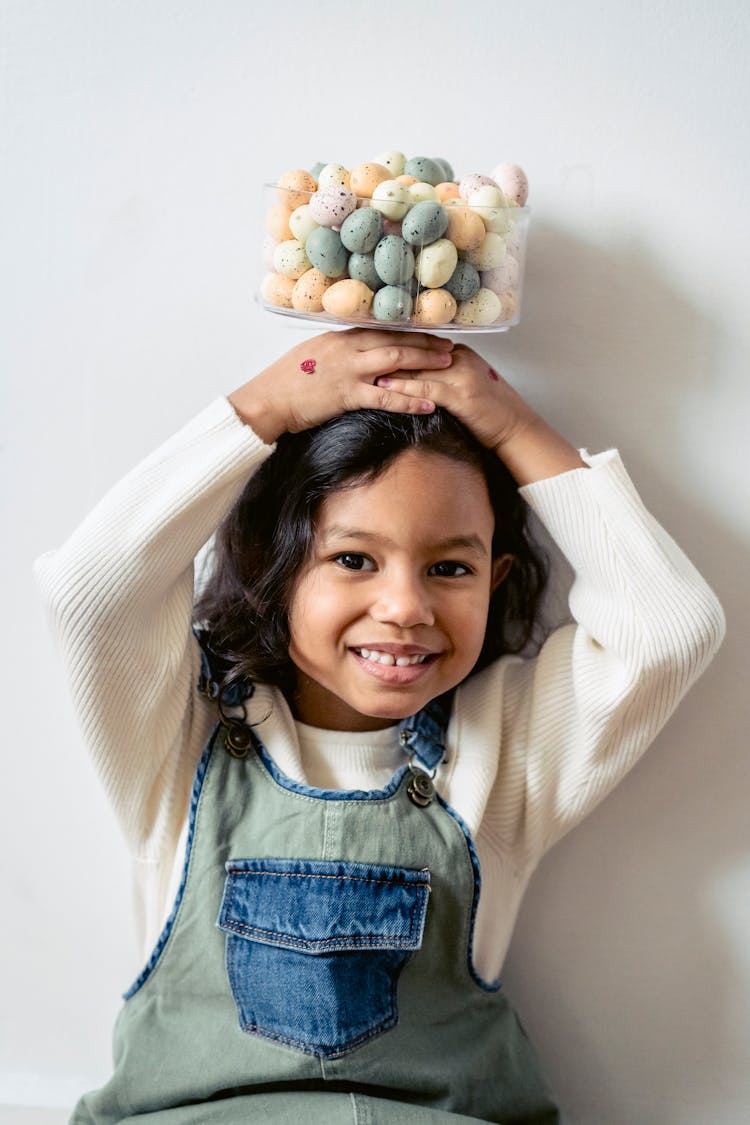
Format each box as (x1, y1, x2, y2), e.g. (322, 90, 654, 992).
(334, 553, 375, 572)
(429, 560, 472, 577)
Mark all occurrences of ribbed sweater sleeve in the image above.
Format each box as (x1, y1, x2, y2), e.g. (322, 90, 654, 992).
(472, 448, 726, 864)
(34, 398, 274, 859)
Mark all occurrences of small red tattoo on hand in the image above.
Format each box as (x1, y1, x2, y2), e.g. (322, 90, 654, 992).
(487, 367, 500, 382)
(300, 358, 316, 373)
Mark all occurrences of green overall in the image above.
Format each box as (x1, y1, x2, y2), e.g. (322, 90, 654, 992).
(71, 692, 559, 1124)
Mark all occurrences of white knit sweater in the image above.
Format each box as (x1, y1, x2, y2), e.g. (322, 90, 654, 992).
(34, 397, 725, 983)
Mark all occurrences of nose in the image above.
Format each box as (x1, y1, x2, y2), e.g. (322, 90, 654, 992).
(369, 567, 435, 629)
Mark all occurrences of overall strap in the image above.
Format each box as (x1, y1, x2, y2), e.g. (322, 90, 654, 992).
(397, 691, 454, 773)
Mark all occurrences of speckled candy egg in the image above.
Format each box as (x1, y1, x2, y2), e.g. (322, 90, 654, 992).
(469, 186, 512, 235)
(273, 239, 311, 279)
(261, 273, 296, 308)
(347, 252, 384, 291)
(444, 260, 481, 302)
(372, 285, 413, 322)
(265, 203, 294, 242)
(374, 235, 415, 286)
(322, 279, 375, 320)
(401, 201, 449, 248)
(308, 188, 357, 228)
(464, 232, 507, 271)
(310, 161, 326, 181)
(373, 150, 407, 177)
(277, 169, 318, 209)
(444, 205, 485, 252)
(489, 163, 529, 206)
(305, 227, 349, 278)
(413, 289, 457, 326)
(407, 182, 439, 204)
(403, 157, 444, 187)
(435, 182, 461, 203)
(458, 173, 499, 200)
(317, 163, 350, 190)
(371, 180, 412, 221)
(289, 204, 320, 244)
(481, 255, 520, 294)
(291, 268, 334, 313)
(414, 238, 458, 289)
(454, 287, 502, 326)
(349, 162, 392, 198)
(340, 207, 384, 254)
(434, 157, 455, 182)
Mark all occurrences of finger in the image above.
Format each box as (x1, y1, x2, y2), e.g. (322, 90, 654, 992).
(373, 375, 446, 402)
(351, 382, 436, 416)
(357, 344, 453, 379)
(354, 329, 453, 353)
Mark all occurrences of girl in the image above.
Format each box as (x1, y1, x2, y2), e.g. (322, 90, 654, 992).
(36, 329, 724, 1124)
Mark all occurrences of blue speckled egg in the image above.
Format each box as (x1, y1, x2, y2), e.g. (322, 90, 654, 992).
(373, 285, 413, 322)
(348, 252, 384, 291)
(373, 235, 415, 286)
(403, 156, 444, 187)
(401, 201, 449, 247)
(434, 157, 454, 182)
(444, 259, 481, 301)
(310, 161, 326, 181)
(340, 208, 384, 254)
(305, 228, 349, 278)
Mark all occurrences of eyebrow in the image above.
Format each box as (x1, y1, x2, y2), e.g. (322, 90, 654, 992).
(319, 525, 489, 557)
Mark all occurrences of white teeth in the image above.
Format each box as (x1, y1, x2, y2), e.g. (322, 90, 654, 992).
(358, 648, 426, 666)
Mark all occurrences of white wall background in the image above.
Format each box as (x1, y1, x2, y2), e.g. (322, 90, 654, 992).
(2, 1, 748, 1120)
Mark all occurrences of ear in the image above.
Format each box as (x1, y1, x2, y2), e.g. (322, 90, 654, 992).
(491, 553, 514, 592)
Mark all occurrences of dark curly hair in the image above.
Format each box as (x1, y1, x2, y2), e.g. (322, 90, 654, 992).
(193, 407, 548, 701)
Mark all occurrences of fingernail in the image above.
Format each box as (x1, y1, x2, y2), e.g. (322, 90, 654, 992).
(418, 400, 435, 413)
(377, 377, 392, 387)
(487, 367, 500, 382)
(437, 338, 454, 348)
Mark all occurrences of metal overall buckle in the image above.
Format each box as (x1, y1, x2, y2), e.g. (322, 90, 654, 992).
(406, 754, 437, 808)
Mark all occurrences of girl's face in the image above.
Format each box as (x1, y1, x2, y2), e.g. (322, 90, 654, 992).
(288, 449, 511, 731)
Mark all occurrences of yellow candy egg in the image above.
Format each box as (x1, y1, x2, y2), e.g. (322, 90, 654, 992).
(371, 180, 411, 221)
(445, 206, 486, 252)
(413, 289, 457, 326)
(318, 163, 351, 190)
(289, 204, 320, 244)
(292, 268, 334, 313)
(277, 169, 318, 209)
(454, 287, 502, 326)
(407, 182, 439, 204)
(464, 232, 507, 271)
(273, 239, 311, 279)
(261, 273, 296, 308)
(322, 279, 375, 320)
(373, 150, 407, 176)
(349, 162, 392, 199)
(415, 239, 458, 289)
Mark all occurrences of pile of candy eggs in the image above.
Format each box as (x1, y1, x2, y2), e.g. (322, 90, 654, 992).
(259, 152, 529, 331)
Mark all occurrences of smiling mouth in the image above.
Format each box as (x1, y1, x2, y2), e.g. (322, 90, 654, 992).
(352, 647, 437, 667)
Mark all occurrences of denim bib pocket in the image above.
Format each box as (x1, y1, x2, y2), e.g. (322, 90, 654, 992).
(217, 858, 430, 1058)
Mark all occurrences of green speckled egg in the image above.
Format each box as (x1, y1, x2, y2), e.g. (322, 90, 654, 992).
(403, 156, 444, 187)
(373, 285, 413, 322)
(401, 201, 448, 247)
(348, 252, 384, 291)
(444, 260, 481, 301)
(340, 208, 384, 254)
(374, 235, 415, 286)
(310, 162, 326, 181)
(434, 157, 454, 181)
(305, 227, 349, 278)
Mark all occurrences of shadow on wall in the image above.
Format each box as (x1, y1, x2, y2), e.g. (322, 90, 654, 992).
(483, 222, 748, 1122)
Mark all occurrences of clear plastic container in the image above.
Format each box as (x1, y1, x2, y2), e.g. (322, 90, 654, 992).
(258, 184, 529, 333)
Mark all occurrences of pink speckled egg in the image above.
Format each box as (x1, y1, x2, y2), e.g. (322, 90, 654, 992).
(458, 173, 499, 200)
(489, 163, 529, 206)
(413, 289, 457, 326)
(309, 188, 358, 228)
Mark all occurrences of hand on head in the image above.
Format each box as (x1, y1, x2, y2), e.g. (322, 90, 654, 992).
(229, 328, 455, 445)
